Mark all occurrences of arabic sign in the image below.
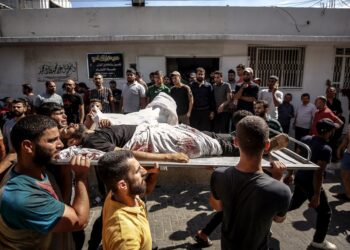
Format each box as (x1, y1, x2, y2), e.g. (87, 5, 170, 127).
(37, 62, 78, 82)
(87, 53, 124, 78)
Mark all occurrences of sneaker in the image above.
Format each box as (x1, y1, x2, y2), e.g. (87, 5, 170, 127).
(310, 240, 337, 250)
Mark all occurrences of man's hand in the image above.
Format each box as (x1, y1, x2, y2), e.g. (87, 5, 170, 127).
(146, 162, 160, 174)
(309, 194, 320, 208)
(98, 119, 111, 128)
(186, 112, 191, 118)
(217, 104, 224, 113)
(69, 155, 90, 179)
(266, 161, 286, 181)
(168, 153, 189, 163)
(283, 173, 294, 185)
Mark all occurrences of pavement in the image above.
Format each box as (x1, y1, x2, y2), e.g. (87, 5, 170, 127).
(83, 168, 350, 250)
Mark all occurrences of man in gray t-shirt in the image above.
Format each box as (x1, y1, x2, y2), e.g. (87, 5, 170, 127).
(212, 71, 232, 133)
(210, 116, 291, 250)
(121, 68, 146, 114)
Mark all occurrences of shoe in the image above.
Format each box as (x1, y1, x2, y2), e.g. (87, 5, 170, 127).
(310, 240, 337, 250)
(193, 234, 213, 247)
(333, 193, 350, 201)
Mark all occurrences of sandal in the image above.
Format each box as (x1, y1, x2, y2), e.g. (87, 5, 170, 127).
(193, 234, 213, 247)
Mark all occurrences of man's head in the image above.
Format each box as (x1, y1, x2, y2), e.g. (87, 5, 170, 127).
(171, 71, 181, 85)
(254, 100, 268, 118)
(213, 71, 223, 85)
(153, 70, 164, 86)
(326, 87, 336, 99)
(93, 73, 104, 88)
(188, 72, 196, 83)
(37, 102, 67, 128)
(268, 75, 279, 90)
(301, 93, 310, 105)
(97, 150, 147, 196)
(196, 67, 206, 82)
(228, 69, 236, 82)
(45, 81, 56, 95)
(315, 96, 327, 110)
(284, 93, 292, 103)
(11, 115, 63, 165)
(11, 98, 27, 118)
(109, 80, 117, 90)
(64, 79, 76, 93)
(22, 83, 33, 95)
(235, 116, 269, 157)
(316, 118, 336, 139)
(236, 64, 245, 77)
(77, 82, 89, 93)
(149, 72, 155, 82)
(126, 68, 136, 84)
(242, 68, 253, 83)
(60, 123, 86, 147)
(136, 71, 143, 81)
(89, 98, 103, 112)
(232, 110, 253, 131)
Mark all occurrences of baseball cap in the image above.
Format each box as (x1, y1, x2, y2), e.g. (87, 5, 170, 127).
(269, 75, 279, 81)
(243, 67, 254, 75)
(171, 71, 181, 77)
(316, 118, 336, 134)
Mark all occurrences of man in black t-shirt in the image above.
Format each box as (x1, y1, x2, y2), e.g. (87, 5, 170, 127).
(210, 116, 291, 250)
(284, 118, 337, 250)
(62, 79, 84, 124)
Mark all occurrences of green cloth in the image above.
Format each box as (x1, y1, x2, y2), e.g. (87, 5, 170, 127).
(146, 84, 170, 102)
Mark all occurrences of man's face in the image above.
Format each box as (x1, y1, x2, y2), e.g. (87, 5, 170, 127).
(60, 123, 82, 146)
(268, 79, 277, 89)
(196, 71, 205, 82)
(46, 82, 56, 94)
(171, 75, 180, 85)
(236, 67, 244, 77)
(243, 71, 251, 83)
(51, 109, 68, 128)
(284, 95, 292, 103)
(12, 103, 27, 117)
(153, 75, 162, 85)
(89, 101, 103, 111)
(22, 87, 28, 95)
(33, 127, 64, 166)
(315, 98, 325, 109)
(65, 80, 75, 93)
(94, 75, 103, 88)
(109, 82, 117, 90)
(214, 74, 222, 84)
(301, 96, 310, 105)
(254, 103, 266, 117)
(228, 72, 235, 82)
(126, 157, 147, 196)
(326, 87, 336, 99)
(127, 72, 136, 83)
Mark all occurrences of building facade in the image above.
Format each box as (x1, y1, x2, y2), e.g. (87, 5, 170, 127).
(0, 0, 71, 9)
(0, 6, 349, 122)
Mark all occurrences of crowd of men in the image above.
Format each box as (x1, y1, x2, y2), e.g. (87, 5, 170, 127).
(0, 63, 349, 250)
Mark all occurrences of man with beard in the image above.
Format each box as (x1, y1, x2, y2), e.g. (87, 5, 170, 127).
(233, 67, 259, 114)
(258, 75, 283, 119)
(2, 98, 27, 153)
(254, 100, 283, 137)
(37, 102, 68, 129)
(0, 115, 90, 249)
(87, 73, 114, 113)
(190, 67, 215, 131)
(34, 80, 63, 108)
(62, 79, 85, 124)
(97, 150, 159, 250)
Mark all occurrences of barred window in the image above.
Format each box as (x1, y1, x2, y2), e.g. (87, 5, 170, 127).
(332, 48, 350, 88)
(248, 46, 305, 88)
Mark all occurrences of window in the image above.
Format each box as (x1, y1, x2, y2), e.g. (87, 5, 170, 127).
(332, 48, 350, 88)
(248, 46, 305, 88)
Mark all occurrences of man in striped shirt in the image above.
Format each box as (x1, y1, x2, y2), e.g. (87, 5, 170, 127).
(87, 73, 115, 113)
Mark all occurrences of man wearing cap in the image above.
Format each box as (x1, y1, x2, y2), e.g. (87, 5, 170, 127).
(258, 75, 283, 119)
(170, 71, 194, 125)
(311, 96, 343, 136)
(285, 118, 337, 250)
(233, 67, 259, 114)
(121, 68, 146, 114)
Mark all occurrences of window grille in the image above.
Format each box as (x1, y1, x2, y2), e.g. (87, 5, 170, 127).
(248, 46, 305, 88)
(333, 48, 350, 88)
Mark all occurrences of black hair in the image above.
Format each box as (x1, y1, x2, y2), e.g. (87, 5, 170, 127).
(232, 110, 253, 130)
(228, 69, 236, 74)
(37, 102, 63, 117)
(236, 116, 269, 157)
(301, 93, 310, 99)
(11, 115, 58, 153)
(97, 150, 135, 193)
(255, 100, 269, 109)
(12, 98, 27, 107)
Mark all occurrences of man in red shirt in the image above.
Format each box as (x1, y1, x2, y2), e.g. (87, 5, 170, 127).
(311, 96, 343, 136)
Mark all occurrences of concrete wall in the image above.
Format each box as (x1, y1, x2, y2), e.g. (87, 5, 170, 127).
(0, 7, 349, 39)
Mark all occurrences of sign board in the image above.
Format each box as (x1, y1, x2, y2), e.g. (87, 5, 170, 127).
(37, 62, 78, 82)
(87, 53, 124, 79)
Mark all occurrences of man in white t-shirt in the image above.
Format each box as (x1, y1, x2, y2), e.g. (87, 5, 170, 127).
(293, 93, 316, 141)
(258, 75, 283, 119)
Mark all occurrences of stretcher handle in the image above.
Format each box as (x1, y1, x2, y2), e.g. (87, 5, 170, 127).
(269, 128, 311, 161)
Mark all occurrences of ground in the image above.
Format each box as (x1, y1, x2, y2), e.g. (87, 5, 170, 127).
(83, 169, 350, 250)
